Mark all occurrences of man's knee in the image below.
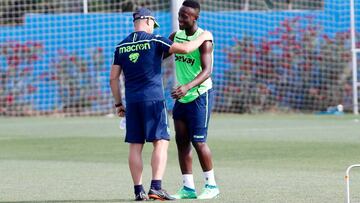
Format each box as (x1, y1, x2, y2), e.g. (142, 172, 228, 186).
(152, 139, 169, 148)
(192, 142, 207, 150)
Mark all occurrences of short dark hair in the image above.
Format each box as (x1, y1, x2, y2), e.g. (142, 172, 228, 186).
(182, 0, 200, 11)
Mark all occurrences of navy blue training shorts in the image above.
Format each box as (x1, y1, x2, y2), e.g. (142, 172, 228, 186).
(125, 100, 170, 143)
(172, 89, 214, 142)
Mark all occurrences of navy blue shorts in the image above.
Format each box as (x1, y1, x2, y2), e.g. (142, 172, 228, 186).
(172, 89, 214, 142)
(125, 100, 170, 143)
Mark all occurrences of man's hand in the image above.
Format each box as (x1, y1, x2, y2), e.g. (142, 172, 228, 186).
(171, 85, 189, 99)
(116, 105, 126, 117)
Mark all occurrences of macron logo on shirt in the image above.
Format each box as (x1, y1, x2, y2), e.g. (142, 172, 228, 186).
(119, 42, 151, 54)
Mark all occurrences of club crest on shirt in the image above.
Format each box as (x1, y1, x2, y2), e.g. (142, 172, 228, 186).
(129, 52, 140, 63)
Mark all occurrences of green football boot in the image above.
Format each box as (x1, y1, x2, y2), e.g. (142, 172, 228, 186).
(172, 186, 197, 199)
(197, 184, 220, 199)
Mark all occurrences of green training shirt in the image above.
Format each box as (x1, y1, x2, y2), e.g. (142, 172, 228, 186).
(174, 28, 213, 103)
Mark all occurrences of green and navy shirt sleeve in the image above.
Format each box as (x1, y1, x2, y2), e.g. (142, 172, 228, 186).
(155, 35, 173, 53)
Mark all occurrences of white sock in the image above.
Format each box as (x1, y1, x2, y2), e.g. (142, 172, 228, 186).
(204, 169, 217, 186)
(182, 174, 195, 190)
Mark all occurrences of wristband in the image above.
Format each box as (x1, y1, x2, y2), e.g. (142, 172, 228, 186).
(115, 102, 122, 108)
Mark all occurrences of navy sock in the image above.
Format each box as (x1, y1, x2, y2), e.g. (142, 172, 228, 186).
(134, 185, 144, 195)
(150, 180, 162, 190)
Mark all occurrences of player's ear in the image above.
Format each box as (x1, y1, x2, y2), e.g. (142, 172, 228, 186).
(194, 8, 200, 21)
(194, 14, 199, 22)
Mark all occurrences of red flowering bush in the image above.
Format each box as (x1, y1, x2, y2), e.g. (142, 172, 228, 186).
(0, 41, 43, 116)
(219, 16, 353, 113)
(46, 48, 107, 114)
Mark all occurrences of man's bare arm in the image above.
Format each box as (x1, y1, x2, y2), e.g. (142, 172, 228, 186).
(163, 32, 176, 59)
(169, 31, 213, 54)
(109, 64, 125, 117)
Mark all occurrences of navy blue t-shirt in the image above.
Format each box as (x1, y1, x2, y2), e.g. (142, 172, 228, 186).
(113, 31, 173, 103)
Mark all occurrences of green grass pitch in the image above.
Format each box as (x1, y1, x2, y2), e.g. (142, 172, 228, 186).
(1, 114, 360, 202)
